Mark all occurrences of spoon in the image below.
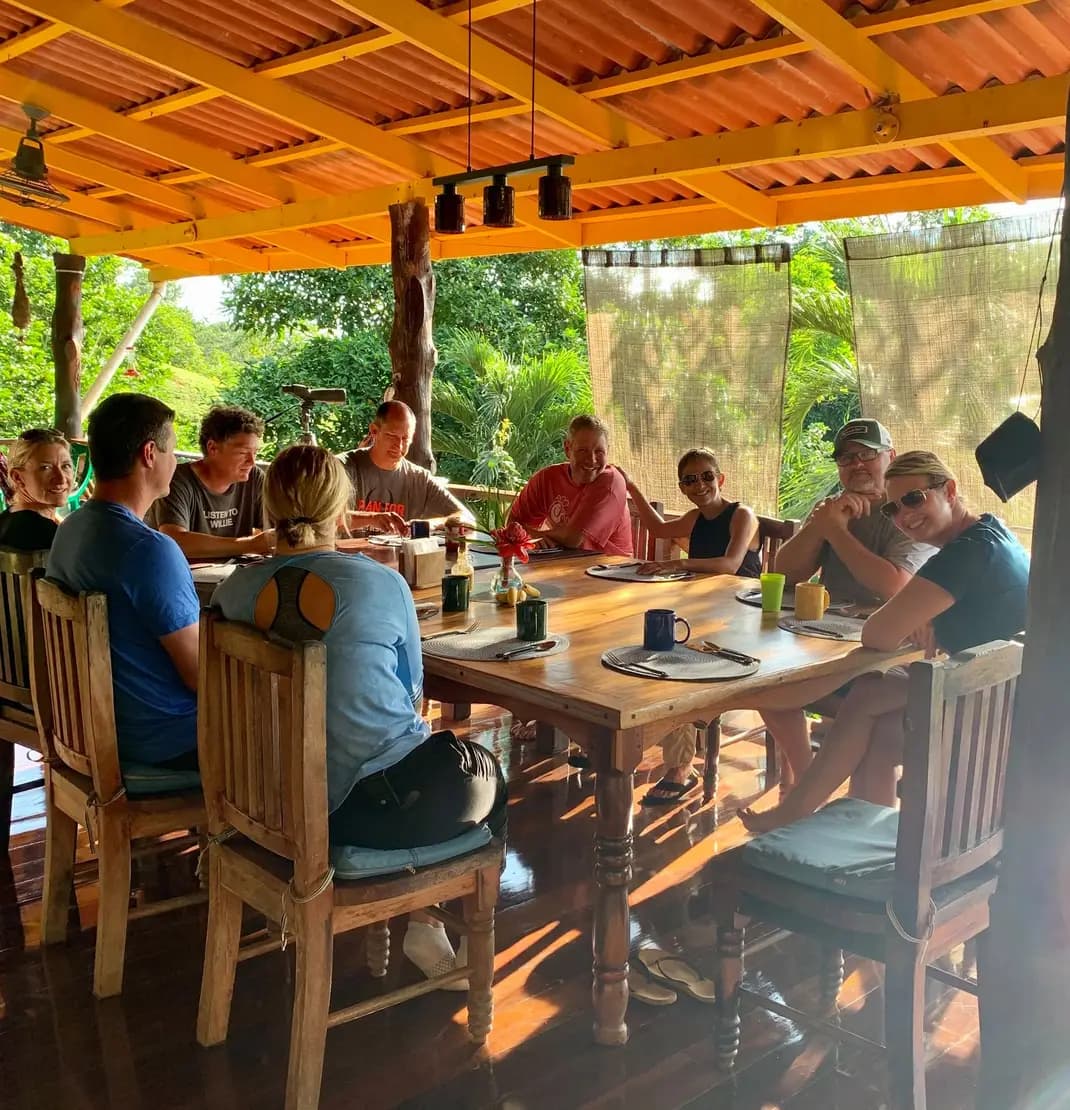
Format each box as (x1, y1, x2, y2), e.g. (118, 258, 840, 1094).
(496, 640, 557, 660)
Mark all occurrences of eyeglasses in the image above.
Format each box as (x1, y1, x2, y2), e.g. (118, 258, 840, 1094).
(679, 470, 719, 488)
(879, 480, 948, 519)
(834, 447, 881, 465)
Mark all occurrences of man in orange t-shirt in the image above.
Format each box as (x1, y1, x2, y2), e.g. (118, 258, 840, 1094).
(508, 414, 632, 556)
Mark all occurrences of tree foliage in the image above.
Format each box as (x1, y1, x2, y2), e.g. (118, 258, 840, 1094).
(431, 329, 593, 487)
(0, 224, 251, 450)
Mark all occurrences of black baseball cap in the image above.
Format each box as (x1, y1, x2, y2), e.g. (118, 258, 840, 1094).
(833, 418, 893, 453)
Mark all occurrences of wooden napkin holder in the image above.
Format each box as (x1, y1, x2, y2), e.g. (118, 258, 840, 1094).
(399, 538, 445, 589)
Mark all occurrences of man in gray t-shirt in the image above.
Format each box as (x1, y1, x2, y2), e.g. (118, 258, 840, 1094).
(752, 418, 935, 786)
(148, 406, 272, 559)
(339, 401, 472, 531)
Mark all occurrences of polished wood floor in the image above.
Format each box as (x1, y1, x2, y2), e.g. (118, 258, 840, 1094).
(0, 708, 981, 1109)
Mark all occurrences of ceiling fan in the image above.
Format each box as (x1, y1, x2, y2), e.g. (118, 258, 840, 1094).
(0, 104, 69, 210)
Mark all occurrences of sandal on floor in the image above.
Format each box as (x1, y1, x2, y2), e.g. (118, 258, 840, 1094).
(567, 752, 591, 769)
(640, 772, 699, 807)
(635, 947, 716, 1004)
(627, 967, 677, 1006)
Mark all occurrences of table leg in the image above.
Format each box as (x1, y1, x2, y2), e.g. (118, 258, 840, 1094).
(592, 765, 633, 1045)
(535, 722, 569, 756)
(702, 716, 721, 801)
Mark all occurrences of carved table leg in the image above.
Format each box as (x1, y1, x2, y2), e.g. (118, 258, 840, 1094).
(716, 917, 745, 1070)
(819, 945, 844, 1016)
(592, 765, 634, 1045)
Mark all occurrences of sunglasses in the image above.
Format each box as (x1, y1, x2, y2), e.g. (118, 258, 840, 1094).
(880, 479, 948, 519)
(679, 470, 719, 488)
(834, 447, 881, 465)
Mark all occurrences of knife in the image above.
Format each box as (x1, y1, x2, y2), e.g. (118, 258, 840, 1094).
(801, 623, 846, 639)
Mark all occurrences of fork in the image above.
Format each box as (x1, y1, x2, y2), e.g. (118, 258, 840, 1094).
(422, 620, 479, 641)
(604, 649, 667, 678)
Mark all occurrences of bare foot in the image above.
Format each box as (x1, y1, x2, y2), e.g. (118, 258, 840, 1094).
(738, 805, 791, 833)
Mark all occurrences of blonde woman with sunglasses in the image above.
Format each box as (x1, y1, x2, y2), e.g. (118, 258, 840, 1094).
(741, 451, 1029, 833)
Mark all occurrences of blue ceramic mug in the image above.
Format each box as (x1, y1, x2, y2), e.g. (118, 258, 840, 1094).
(643, 608, 691, 652)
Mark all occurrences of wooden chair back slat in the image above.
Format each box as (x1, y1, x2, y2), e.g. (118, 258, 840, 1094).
(627, 499, 663, 562)
(0, 548, 47, 703)
(895, 640, 1022, 931)
(33, 577, 123, 797)
(199, 612, 329, 885)
(757, 516, 799, 573)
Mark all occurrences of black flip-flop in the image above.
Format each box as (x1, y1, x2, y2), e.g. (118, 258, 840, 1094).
(640, 772, 700, 807)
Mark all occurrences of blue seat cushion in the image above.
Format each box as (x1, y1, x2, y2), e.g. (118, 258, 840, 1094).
(121, 761, 202, 798)
(741, 797, 899, 902)
(331, 823, 493, 880)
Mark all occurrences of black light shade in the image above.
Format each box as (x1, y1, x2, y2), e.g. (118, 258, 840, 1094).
(482, 174, 515, 228)
(12, 130, 47, 181)
(434, 184, 466, 234)
(538, 163, 572, 220)
(975, 412, 1042, 502)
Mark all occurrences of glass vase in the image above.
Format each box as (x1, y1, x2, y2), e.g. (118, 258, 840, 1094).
(491, 554, 524, 597)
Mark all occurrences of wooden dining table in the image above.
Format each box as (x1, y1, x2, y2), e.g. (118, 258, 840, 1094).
(416, 554, 914, 1047)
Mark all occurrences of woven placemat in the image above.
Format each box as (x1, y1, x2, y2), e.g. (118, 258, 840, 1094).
(422, 627, 571, 661)
(735, 585, 795, 610)
(587, 563, 695, 583)
(777, 616, 865, 642)
(601, 644, 759, 681)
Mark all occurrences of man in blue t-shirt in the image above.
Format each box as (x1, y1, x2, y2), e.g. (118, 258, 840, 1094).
(47, 393, 200, 768)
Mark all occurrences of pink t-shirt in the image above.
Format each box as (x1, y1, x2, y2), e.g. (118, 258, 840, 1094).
(509, 463, 633, 556)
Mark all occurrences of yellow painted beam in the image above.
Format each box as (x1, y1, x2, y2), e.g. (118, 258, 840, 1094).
(0, 72, 305, 206)
(0, 196, 92, 240)
(0, 21, 64, 61)
(65, 78, 1067, 261)
(17, 0, 453, 180)
(569, 76, 1068, 189)
(750, 0, 1027, 201)
(41, 0, 529, 149)
(339, 0, 774, 225)
(338, 0, 651, 150)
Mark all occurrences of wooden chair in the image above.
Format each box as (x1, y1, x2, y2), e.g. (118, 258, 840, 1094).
(709, 639, 1022, 1110)
(0, 547, 48, 853)
(756, 513, 799, 573)
(627, 497, 665, 561)
(196, 610, 503, 1110)
(31, 576, 205, 998)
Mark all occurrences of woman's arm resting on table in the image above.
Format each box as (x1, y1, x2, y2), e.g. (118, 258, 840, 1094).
(861, 576, 955, 653)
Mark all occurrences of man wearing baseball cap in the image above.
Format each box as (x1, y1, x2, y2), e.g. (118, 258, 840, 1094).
(752, 418, 935, 784)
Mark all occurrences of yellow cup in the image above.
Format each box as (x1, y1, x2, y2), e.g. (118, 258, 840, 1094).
(794, 582, 830, 621)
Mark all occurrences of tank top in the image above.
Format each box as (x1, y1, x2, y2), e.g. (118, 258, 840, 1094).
(688, 501, 761, 578)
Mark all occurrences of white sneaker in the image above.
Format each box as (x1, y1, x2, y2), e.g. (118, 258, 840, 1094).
(402, 922, 469, 991)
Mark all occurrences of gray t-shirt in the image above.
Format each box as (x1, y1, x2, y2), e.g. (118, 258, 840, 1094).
(148, 462, 264, 538)
(818, 503, 936, 605)
(339, 448, 465, 520)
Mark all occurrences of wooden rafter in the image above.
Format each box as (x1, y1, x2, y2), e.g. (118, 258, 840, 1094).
(749, 0, 1028, 201)
(67, 76, 1068, 260)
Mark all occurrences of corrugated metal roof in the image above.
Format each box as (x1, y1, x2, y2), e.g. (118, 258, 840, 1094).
(0, 0, 1064, 272)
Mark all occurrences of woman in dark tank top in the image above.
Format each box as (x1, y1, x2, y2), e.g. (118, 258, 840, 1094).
(619, 448, 762, 578)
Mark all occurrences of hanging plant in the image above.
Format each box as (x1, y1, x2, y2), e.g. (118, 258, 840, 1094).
(11, 250, 31, 340)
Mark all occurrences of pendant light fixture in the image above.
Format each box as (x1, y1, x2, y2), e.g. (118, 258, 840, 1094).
(432, 0, 573, 234)
(0, 105, 69, 210)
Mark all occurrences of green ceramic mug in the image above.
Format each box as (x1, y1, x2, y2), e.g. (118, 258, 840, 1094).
(516, 598, 548, 641)
(441, 574, 471, 613)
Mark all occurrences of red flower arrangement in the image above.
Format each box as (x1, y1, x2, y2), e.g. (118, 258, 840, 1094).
(490, 522, 536, 564)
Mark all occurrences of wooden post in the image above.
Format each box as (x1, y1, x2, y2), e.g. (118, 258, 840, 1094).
(977, 105, 1070, 1107)
(51, 253, 86, 439)
(387, 199, 436, 470)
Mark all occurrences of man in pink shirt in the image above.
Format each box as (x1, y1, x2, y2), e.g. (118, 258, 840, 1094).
(508, 414, 633, 556)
